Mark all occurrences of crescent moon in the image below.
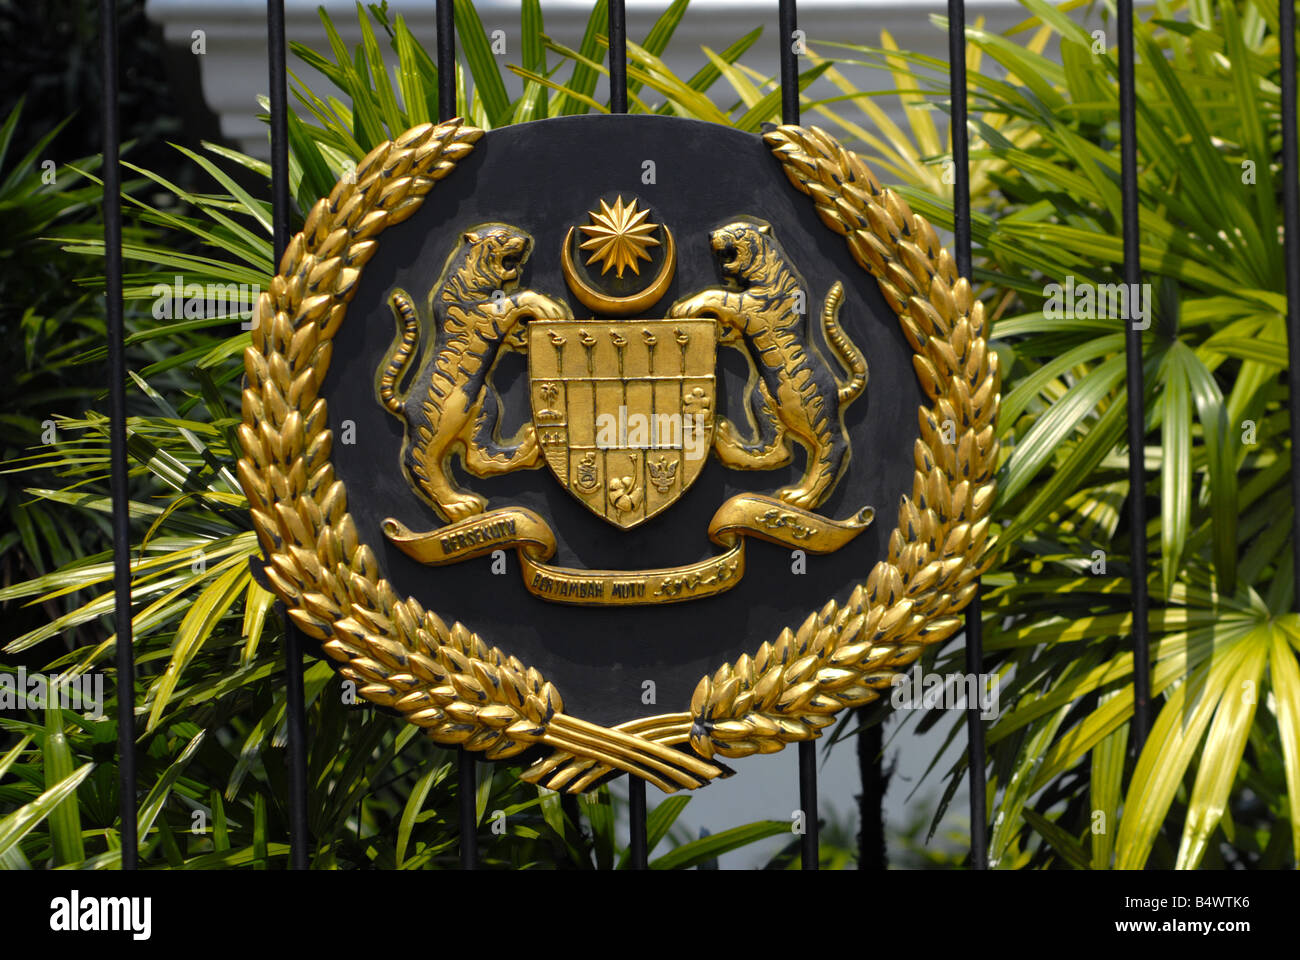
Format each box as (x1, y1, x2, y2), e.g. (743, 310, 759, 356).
(561, 223, 676, 317)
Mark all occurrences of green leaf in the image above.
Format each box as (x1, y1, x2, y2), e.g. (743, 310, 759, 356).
(734, 62, 833, 132)
(507, 66, 609, 116)
(393, 16, 435, 127)
(475, 762, 492, 826)
(396, 763, 445, 868)
(650, 820, 788, 870)
(181, 842, 290, 870)
(252, 794, 268, 870)
(0, 735, 33, 782)
(640, 0, 690, 60)
(582, 788, 615, 871)
(0, 763, 94, 861)
(43, 708, 84, 865)
(1022, 808, 1092, 870)
(453, 0, 511, 127)
(1159, 347, 1192, 589)
(555, 2, 609, 115)
(1269, 619, 1300, 867)
(286, 109, 336, 211)
(1181, 343, 1238, 591)
(137, 730, 206, 841)
(1176, 632, 1267, 868)
(1090, 691, 1128, 869)
(677, 27, 763, 100)
(989, 704, 1072, 866)
(144, 564, 249, 730)
(356, 3, 405, 135)
(210, 788, 229, 852)
(998, 353, 1128, 507)
(1115, 636, 1254, 868)
(617, 794, 689, 868)
(516, 0, 548, 123)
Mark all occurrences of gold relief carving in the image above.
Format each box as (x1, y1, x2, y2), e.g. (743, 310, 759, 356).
(528, 318, 716, 530)
(561, 198, 678, 317)
(388, 491, 872, 607)
(607, 456, 644, 514)
(237, 118, 999, 792)
(574, 452, 600, 493)
(648, 455, 677, 494)
(669, 221, 868, 510)
(378, 223, 571, 522)
(578, 196, 660, 277)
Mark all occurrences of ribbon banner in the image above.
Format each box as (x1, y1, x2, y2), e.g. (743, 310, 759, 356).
(384, 495, 874, 606)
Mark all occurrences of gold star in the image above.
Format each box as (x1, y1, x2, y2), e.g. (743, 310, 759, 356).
(578, 196, 661, 279)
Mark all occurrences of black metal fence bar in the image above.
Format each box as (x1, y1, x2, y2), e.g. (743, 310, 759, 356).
(777, 0, 821, 872)
(946, 0, 986, 871)
(1116, 0, 1150, 752)
(627, 777, 648, 869)
(266, 0, 311, 871)
(458, 749, 478, 868)
(431, 0, 480, 871)
(605, 0, 648, 869)
(437, 0, 455, 122)
(1282, 1, 1300, 610)
(609, 0, 628, 114)
(100, 0, 137, 871)
(778, 0, 800, 127)
(797, 736, 819, 869)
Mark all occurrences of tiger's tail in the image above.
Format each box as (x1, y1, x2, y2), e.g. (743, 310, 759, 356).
(380, 289, 421, 415)
(822, 281, 868, 405)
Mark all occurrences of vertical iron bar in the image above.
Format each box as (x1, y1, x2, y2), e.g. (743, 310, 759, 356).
(798, 740, 819, 869)
(609, 0, 627, 114)
(459, 749, 478, 868)
(606, 0, 641, 869)
(1282, 0, 1300, 609)
(780, 0, 819, 870)
(437, 0, 455, 121)
(1117, 0, 1150, 752)
(948, 0, 986, 870)
(856, 718, 888, 869)
(627, 777, 648, 869)
(963, 606, 987, 869)
(100, 0, 136, 871)
(948, 2, 971, 279)
(434, 0, 478, 870)
(778, 0, 799, 125)
(267, 0, 310, 871)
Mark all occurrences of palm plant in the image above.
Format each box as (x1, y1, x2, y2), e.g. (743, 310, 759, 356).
(844, 0, 1300, 868)
(5, 0, 1296, 871)
(0, 0, 809, 870)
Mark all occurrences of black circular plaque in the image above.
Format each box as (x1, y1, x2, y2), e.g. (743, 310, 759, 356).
(323, 115, 924, 730)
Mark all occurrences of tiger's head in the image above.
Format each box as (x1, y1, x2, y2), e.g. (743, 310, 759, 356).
(708, 219, 773, 284)
(456, 223, 533, 296)
(439, 223, 570, 350)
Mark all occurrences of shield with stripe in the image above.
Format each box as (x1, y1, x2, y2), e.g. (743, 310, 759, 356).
(528, 318, 716, 529)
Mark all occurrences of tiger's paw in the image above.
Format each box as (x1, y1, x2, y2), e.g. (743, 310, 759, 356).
(439, 492, 489, 522)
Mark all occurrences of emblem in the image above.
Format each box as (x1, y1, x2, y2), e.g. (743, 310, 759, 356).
(527, 317, 716, 529)
(238, 116, 1000, 792)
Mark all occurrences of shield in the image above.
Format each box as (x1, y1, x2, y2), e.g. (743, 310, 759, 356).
(528, 318, 716, 529)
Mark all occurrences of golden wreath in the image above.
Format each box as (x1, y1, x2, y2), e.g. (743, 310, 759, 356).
(237, 118, 1000, 793)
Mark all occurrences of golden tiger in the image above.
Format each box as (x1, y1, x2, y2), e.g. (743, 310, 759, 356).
(669, 219, 868, 509)
(379, 223, 571, 521)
